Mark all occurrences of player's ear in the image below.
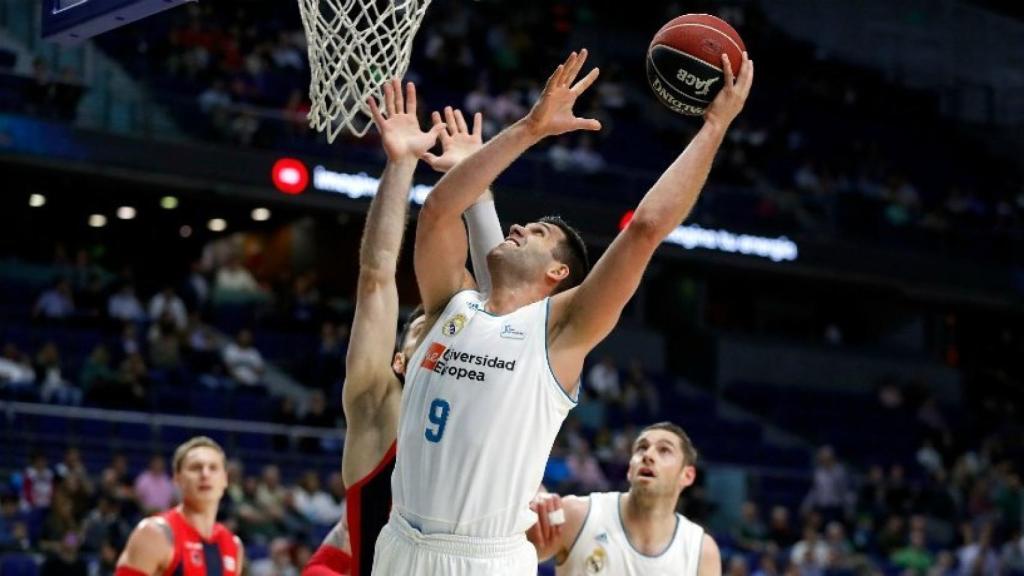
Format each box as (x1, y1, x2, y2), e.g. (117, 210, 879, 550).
(678, 465, 696, 492)
(392, 352, 406, 376)
(546, 262, 569, 285)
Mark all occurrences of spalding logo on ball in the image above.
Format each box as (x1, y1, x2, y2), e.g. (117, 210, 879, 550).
(646, 13, 746, 116)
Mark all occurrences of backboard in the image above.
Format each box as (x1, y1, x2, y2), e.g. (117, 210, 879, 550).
(41, 0, 195, 45)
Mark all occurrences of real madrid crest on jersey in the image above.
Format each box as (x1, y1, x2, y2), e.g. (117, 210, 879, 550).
(585, 546, 607, 574)
(442, 313, 466, 337)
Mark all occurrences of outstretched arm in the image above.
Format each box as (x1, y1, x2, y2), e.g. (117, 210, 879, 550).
(415, 50, 602, 314)
(549, 53, 754, 386)
(421, 109, 504, 296)
(343, 79, 445, 418)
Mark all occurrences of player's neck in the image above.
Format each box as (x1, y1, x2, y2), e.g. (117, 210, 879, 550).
(485, 281, 547, 315)
(621, 491, 678, 551)
(178, 502, 218, 539)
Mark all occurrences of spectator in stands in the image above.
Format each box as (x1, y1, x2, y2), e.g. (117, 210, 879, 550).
(857, 465, 887, 522)
(587, 356, 620, 400)
(198, 79, 232, 113)
(183, 260, 211, 309)
(215, 256, 262, 296)
(1002, 528, 1024, 574)
(134, 455, 175, 514)
(566, 439, 610, 493)
(734, 501, 769, 553)
(77, 273, 108, 318)
(39, 531, 87, 576)
(80, 345, 118, 402)
(289, 271, 321, 324)
(0, 495, 30, 552)
(119, 321, 141, 357)
(147, 311, 183, 369)
(107, 282, 146, 322)
(768, 505, 799, 548)
(790, 525, 830, 572)
(802, 446, 850, 524)
(892, 526, 933, 574)
(33, 278, 75, 319)
(256, 465, 289, 530)
(54, 448, 94, 499)
(39, 490, 80, 554)
(957, 522, 1000, 575)
(35, 341, 82, 405)
(80, 495, 131, 555)
(185, 312, 220, 373)
(886, 464, 912, 516)
(726, 556, 750, 576)
(569, 135, 605, 174)
(297, 390, 333, 453)
(223, 328, 265, 386)
(547, 137, 573, 171)
(250, 536, 298, 576)
(313, 321, 345, 390)
(99, 453, 134, 506)
(291, 471, 341, 526)
(148, 285, 188, 331)
(113, 352, 150, 408)
(0, 342, 35, 392)
(876, 515, 907, 558)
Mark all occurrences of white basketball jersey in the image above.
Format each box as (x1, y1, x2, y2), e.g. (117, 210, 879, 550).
(558, 492, 705, 576)
(392, 290, 577, 537)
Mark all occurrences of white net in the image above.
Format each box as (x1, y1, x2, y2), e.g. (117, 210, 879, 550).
(297, 0, 432, 141)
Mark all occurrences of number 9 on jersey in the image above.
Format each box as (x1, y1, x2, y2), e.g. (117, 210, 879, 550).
(425, 398, 450, 443)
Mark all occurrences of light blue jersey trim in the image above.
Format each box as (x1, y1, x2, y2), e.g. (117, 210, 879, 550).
(556, 496, 593, 566)
(545, 297, 579, 405)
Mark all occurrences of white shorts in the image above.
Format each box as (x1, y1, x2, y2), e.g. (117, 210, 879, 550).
(371, 512, 538, 576)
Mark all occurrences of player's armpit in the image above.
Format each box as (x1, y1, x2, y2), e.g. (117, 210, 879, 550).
(547, 222, 661, 386)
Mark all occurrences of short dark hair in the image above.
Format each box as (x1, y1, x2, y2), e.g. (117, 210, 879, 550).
(539, 216, 589, 294)
(639, 422, 699, 467)
(396, 304, 426, 353)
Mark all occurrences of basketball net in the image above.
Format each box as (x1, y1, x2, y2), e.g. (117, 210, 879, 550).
(297, 0, 432, 141)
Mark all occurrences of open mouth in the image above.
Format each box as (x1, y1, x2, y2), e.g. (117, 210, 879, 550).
(504, 236, 522, 247)
(638, 467, 656, 478)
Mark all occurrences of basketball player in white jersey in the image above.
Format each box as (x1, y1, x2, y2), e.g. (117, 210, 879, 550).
(530, 422, 720, 576)
(373, 49, 753, 575)
(302, 79, 504, 576)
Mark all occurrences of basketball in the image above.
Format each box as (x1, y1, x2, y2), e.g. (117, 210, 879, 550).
(646, 14, 746, 116)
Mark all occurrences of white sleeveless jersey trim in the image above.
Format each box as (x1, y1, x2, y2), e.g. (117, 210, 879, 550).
(393, 290, 576, 537)
(557, 492, 705, 576)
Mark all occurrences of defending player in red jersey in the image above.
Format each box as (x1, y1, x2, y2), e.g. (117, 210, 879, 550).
(116, 437, 243, 576)
(301, 80, 503, 576)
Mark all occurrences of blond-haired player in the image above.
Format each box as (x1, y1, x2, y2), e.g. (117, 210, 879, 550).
(116, 436, 243, 576)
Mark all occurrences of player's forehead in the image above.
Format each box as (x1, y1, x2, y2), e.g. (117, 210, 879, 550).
(180, 446, 224, 467)
(634, 429, 682, 450)
(528, 221, 565, 242)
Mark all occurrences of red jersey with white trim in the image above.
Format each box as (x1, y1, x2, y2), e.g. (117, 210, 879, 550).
(160, 508, 240, 576)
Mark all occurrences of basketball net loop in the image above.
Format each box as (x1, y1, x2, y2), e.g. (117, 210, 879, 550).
(297, 0, 432, 141)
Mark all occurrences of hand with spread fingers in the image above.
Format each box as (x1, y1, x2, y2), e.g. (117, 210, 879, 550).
(524, 49, 603, 138)
(367, 78, 447, 162)
(422, 106, 485, 173)
(703, 51, 754, 130)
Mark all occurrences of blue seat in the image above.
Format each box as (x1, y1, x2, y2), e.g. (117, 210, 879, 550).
(78, 418, 111, 437)
(0, 554, 39, 576)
